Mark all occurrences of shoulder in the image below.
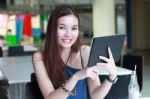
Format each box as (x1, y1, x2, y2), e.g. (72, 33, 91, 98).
(80, 45, 90, 55)
(32, 50, 43, 61)
(32, 51, 45, 72)
(80, 45, 91, 67)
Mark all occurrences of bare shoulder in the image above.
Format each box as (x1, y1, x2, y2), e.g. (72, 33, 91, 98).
(80, 45, 90, 54)
(80, 45, 91, 67)
(32, 51, 43, 61)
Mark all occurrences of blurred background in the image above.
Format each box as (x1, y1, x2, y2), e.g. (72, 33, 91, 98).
(0, 0, 150, 51)
(0, 0, 150, 98)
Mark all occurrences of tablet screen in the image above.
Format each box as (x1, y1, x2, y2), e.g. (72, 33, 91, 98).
(88, 34, 125, 67)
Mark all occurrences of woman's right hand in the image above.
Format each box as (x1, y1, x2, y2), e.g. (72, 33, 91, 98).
(74, 66, 100, 81)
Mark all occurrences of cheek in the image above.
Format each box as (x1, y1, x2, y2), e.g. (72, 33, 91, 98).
(57, 31, 63, 43)
(73, 31, 79, 38)
(57, 30, 65, 37)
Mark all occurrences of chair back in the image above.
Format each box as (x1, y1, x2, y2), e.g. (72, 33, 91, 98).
(0, 70, 9, 99)
(25, 73, 44, 99)
(0, 47, 3, 57)
(8, 46, 24, 56)
(122, 54, 144, 92)
(100, 74, 131, 99)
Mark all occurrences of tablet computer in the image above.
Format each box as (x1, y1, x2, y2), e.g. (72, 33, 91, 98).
(88, 34, 125, 67)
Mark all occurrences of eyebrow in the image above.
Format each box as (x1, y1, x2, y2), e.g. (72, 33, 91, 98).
(73, 25, 78, 27)
(58, 24, 66, 26)
(58, 24, 78, 27)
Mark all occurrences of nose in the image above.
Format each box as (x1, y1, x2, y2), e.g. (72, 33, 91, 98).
(65, 28, 72, 36)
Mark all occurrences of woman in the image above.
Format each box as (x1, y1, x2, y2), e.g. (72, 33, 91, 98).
(33, 5, 118, 99)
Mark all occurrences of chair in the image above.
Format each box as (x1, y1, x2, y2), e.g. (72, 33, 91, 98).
(0, 47, 3, 57)
(8, 46, 25, 56)
(25, 73, 44, 99)
(24, 51, 36, 56)
(100, 74, 131, 99)
(122, 54, 144, 92)
(0, 76, 9, 99)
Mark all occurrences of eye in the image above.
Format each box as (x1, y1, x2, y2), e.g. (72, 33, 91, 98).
(59, 26, 65, 30)
(72, 27, 78, 31)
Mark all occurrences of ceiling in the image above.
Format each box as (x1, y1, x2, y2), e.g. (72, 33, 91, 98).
(0, 0, 126, 14)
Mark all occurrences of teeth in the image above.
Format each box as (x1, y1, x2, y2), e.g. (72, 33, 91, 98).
(62, 39, 71, 43)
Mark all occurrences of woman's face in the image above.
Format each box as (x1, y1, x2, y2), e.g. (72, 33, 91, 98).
(57, 15, 79, 48)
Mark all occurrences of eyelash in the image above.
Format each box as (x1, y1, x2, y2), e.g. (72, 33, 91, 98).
(58, 27, 78, 31)
(72, 27, 78, 30)
(59, 27, 65, 30)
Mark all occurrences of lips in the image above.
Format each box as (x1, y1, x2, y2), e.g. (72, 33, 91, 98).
(62, 39, 72, 44)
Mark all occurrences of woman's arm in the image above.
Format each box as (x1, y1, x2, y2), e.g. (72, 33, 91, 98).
(81, 46, 117, 99)
(90, 47, 117, 99)
(32, 52, 79, 99)
(88, 75, 116, 99)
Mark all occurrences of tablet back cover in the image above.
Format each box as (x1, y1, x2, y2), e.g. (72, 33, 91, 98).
(88, 34, 125, 67)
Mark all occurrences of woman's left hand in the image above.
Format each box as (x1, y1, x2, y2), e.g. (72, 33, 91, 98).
(96, 47, 117, 79)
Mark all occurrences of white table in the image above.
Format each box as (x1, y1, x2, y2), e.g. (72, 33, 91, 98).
(2, 45, 38, 52)
(0, 56, 33, 99)
(23, 45, 38, 52)
(99, 66, 132, 75)
(0, 56, 33, 84)
(140, 97, 150, 99)
(0, 56, 132, 84)
(0, 56, 132, 99)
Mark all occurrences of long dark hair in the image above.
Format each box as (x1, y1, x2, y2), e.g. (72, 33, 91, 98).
(43, 5, 80, 89)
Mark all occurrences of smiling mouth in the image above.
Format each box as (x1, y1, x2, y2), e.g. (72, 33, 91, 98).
(62, 39, 72, 44)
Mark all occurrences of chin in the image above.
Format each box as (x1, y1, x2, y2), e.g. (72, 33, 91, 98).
(61, 43, 73, 48)
(63, 45, 72, 48)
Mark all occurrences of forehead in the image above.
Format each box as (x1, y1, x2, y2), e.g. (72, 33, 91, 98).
(57, 15, 78, 26)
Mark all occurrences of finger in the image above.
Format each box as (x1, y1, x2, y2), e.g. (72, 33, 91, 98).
(91, 66, 100, 74)
(87, 69, 99, 80)
(96, 62, 107, 66)
(92, 66, 98, 69)
(108, 46, 113, 59)
(93, 71, 98, 76)
(92, 69, 100, 80)
(96, 63, 109, 72)
(96, 65, 108, 74)
(99, 56, 109, 62)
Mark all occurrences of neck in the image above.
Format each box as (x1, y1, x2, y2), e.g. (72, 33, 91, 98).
(61, 47, 71, 54)
(61, 48, 71, 64)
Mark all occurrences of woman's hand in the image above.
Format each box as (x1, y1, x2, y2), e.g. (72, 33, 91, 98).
(74, 47, 117, 81)
(96, 47, 117, 79)
(74, 66, 100, 81)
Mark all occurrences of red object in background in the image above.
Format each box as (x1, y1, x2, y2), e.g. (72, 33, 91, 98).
(23, 14, 32, 37)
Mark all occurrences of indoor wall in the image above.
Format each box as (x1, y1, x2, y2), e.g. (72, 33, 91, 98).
(131, 0, 150, 50)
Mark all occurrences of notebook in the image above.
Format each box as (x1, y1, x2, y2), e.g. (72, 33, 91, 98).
(88, 34, 125, 67)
